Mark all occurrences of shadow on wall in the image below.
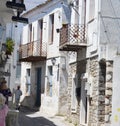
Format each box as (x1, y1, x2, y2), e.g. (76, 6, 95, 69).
(20, 95, 40, 110)
(76, 87, 81, 105)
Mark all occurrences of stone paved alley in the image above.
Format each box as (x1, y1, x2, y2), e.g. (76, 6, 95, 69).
(18, 107, 74, 126)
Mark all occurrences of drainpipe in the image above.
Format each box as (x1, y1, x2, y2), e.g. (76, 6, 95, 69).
(83, 0, 86, 41)
(84, 0, 86, 25)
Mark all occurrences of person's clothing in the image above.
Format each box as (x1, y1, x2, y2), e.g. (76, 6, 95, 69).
(15, 89, 22, 110)
(15, 89, 22, 101)
(0, 88, 12, 105)
(0, 105, 8, 126)
(0, 93, 6, 107)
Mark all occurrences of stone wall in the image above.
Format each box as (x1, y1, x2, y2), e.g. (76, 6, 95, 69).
(88, 58, 113, 126)
(58, 62, 69, 115)
(98, 59, 106, 126)
(88, 56, 99, 126)
(67, 63, 80, 126)
(58, 89, 68, 115)
(105, 61, 113, 125)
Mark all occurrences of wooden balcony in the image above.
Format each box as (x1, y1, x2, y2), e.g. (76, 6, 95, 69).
(19, 40, 47, 62)
(59, 24, 87, 51)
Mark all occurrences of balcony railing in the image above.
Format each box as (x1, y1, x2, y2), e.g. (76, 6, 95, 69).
(19, 40, 47, 62)
(59, 24, 87, 51)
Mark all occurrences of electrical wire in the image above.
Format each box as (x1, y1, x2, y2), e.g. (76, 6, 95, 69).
(100, 13, 111, 43)
(72, 6, 80, 16)
(69, 0, 80, 16)
(109, 0, 120, 30)
(108, 0, 120, 43)
(100, 0, 120, 43)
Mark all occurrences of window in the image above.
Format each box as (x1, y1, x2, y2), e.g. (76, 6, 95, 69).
(49, 14, 54, 44)
(47, 66, 53, 96)
(26, 69, 31, 95)
(80, 74, 88, 125)
(16, 64, 21, 78)
(28, 24, 32, 42)
(16, 51, 21, 78)
(89, 0, 95, 21)
(71, 75, 77, 113)
(32, 27, 34, 41)
(74, 0, 79, 24)
(38, 19, 43, 48)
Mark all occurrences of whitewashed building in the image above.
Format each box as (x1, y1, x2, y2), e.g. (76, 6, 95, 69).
(18, 0, 120, 125)
(0, 0, 14, 82)
(59, 0, 120, 126)
(0, 0, 28, 107)
(0, 1, 15, 98)
(19, 0, 71, 115)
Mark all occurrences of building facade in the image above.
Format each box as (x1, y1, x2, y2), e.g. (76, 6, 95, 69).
(59, 0, 119, 126)
(19, 0, 71, 115)
(0, 1, 17, 105)
(18, 0, 120, 126)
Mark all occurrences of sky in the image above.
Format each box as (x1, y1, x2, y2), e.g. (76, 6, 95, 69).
(24, 0, 47, 11)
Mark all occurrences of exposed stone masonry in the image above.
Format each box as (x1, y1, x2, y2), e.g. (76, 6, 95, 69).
(105, 61, 113, 125)
(67, 63, 80, 126)
(88, 58, 113, 126)
(98, 59, 106, 126)
(67, 55, 112, 126)
(88, 57, 99, 126)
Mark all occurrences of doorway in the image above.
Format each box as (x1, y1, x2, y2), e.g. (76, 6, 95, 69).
(80, 74, 88, 125)
(35, 67, 42, 107)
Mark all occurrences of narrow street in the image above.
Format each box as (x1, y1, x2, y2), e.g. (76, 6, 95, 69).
(18, 107, 74, 126)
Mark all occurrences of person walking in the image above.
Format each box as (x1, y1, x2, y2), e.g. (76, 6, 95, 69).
(15, 86, 22, 110)
(0, 93, 9, 126)
(0, 80, 12, 105)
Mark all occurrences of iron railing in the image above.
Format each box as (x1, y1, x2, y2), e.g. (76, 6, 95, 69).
(60, 24, 87, 46)
(19, 40, 47, 61)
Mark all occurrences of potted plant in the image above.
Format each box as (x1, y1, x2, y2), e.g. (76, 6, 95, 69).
(6, 38, 14, 55)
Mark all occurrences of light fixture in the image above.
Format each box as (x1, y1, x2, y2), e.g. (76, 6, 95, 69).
(6, 1, 26, 12)
(12, 11, 28, 24)
(6, 0, 28, 24)
(12, 16, 28, 24)
(51, 58, 56, 65)
(56, 29, 60, 33)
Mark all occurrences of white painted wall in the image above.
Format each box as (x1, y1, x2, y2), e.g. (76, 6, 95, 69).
(99, 0, 120, 61)
(112, 56, 120, 125)
(85, 0, 120, 125)
(85, 0, 120, 61)
(20, 0, 70, 113)
(21, 63, 31, 98)
(5, 23, 19, 88)
(23, 25, 29, 44)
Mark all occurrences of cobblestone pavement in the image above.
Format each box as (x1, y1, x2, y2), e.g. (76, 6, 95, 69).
(18, 107, 74, 126)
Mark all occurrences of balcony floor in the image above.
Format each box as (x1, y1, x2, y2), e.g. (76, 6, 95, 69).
(59, 43, 87, 51)
(19, 56, 46, 62)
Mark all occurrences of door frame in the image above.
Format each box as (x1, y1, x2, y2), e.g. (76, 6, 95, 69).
(35, 67, 42, 107)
